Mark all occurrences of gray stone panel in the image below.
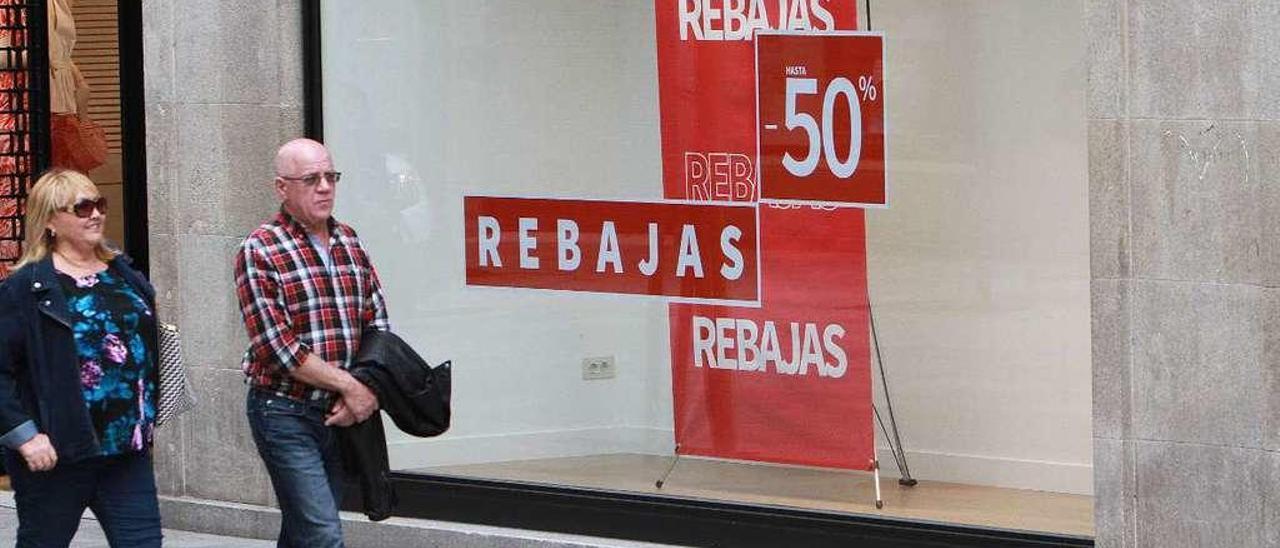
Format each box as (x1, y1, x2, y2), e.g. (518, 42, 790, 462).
(153, 413, 186, 497)
(1252, 123, 1280, 287)
(1090, 120, 1129, 279)
(1128, 0, 1280, 120)
(1135, 442, 1265, 548)
(141, 0, 174, 104)
(1268, 450, 1280, 548)
(1266, 289, 1280, 451)
(183, 367, 273, 506)
(173, 0, 282, 105)
(1093, 279, 1130, 440)
(177, 235, 249, 370)
(145, 101, 176, 236)
(148, 233, 180, 322)
(277, 0, 304, 109)
(174, 104, 289, 238)
(1086, 0, 1125, 119)
(1093, 438, 1134, 548)
(1132, 280, 1263, 448)
(1129, 120, 1261, 285)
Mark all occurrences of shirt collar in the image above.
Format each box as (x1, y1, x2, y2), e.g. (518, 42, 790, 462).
(275, 206, 339, 244)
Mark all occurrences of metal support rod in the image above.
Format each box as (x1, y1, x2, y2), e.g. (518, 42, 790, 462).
(655, 445, 681, 489)
(873, 405, 906, 476)
(868, 290, 915, 485)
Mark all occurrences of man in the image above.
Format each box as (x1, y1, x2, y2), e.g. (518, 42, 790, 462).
(234, 138, 390, 547)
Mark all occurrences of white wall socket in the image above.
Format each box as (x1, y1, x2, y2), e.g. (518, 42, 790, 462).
(582, 356, 616, 380)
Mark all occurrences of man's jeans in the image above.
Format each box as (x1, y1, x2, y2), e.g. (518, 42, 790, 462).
(6, 450, 162, 548)
(247, 390, 346, 548)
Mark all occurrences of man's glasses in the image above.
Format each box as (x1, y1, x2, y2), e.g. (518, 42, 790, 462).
(61, 196, 108, 218)
(279, 171, 342, 187)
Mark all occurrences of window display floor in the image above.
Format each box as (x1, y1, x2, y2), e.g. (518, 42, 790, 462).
(416, 453, 1092, 537)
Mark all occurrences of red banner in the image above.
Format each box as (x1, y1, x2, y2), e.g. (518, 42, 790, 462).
(656, 1, 875, 470)
(464, 196, 760, 304)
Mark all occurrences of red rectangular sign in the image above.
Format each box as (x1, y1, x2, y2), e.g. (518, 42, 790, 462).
(464, 196, 760, 303)
(669, 205, 872, 470)
(655, 0, 860, 202)
(757, 32, 886, 205)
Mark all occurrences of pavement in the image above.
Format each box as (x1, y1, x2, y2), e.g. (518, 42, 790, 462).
(0, 488, 274, 548)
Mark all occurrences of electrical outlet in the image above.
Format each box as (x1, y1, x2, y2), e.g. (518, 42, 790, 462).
(582, 356, 616, 380)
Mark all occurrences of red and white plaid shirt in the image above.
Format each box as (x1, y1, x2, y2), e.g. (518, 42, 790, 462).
(234, 209, 391, 403)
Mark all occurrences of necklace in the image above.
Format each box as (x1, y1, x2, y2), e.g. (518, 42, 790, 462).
(54, 249, 103, 276)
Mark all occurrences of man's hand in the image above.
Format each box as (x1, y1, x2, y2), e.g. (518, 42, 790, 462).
(326, 399, 356, 427)
(342, 380, 378, 422)
(324, 380, 377, 427)
(17, 434, 56, 472)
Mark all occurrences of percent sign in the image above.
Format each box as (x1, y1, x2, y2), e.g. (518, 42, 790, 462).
(858, 75, 877, 101)
(781, 72, 879, 179)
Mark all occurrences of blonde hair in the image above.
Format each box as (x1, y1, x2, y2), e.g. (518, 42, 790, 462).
(14, 169, 118, 269)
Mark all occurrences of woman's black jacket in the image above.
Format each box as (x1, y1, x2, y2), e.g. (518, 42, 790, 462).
(0, 255, 158, 464)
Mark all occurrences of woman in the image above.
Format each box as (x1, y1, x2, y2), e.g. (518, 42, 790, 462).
(0, 169, 161, 547)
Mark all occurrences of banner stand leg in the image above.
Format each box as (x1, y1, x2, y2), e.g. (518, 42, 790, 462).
(868, 291, 917, 487)
(873, 459, 884, 509)
(655, 444, 682, 489)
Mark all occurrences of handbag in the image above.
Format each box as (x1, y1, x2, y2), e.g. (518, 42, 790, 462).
(155, 322, 196, 427)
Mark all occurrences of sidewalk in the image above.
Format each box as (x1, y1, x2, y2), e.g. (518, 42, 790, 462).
(0, 490, 273, 548)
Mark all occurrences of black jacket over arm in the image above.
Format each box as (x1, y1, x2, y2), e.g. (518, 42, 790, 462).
(341, 329, 451, 521)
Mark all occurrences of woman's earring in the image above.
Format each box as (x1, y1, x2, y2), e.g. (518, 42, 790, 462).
(46, 228, 55, 239)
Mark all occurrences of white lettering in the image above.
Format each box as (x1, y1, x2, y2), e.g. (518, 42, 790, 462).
(714, 317, 737, 369)
(596, 221, 623, 273)
(639, 222, 660, 276)
(557, 219, 580, 271)
(679, 0, 703, 40)
(478, 216, 502, 267)
(518, 217, 539, 269)
(693, 316, 716, 367)
(676, 224, 705, 278)
(702, 0, 724, 40)
(822, 323, 847, 378)
(723, 0, 748, 40)
(810, 0, 834, 30)
(736, 318, 761, 371)
(798, 322, 823, 375)
(720, 225, 744, 280)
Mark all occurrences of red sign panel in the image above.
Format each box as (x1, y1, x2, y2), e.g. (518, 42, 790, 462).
(669, 205, 872, 469)
(757, 32, 886, 205)
(655, 0, 861, 202)
(464, 196, 760, 304)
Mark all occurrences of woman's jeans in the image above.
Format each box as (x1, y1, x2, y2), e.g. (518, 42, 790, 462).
(246, 389, 346, 548)
(6, 450, 162, 548)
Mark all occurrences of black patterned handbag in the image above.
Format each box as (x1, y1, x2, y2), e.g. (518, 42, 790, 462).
(156, 322, 196, 427)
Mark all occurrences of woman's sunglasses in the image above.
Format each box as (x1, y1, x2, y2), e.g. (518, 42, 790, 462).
(61, 196, 108, 218)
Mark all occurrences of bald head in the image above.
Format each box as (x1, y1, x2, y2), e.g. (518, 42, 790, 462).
(273, 138, 338, 233)
(275, 138, 331, 178)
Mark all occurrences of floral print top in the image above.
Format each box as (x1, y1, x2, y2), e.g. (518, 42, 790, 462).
(57, 269, 156, 456)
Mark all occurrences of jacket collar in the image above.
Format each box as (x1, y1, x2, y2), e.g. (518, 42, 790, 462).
(29, 256, 73, 328)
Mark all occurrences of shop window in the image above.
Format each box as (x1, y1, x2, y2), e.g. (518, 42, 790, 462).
(318, 0, 1091, 538)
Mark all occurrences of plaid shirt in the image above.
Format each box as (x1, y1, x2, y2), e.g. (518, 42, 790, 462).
(234, 209, 390, 403)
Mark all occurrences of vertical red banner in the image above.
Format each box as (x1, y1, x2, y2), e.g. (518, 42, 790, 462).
(655, 1, 875, 470)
